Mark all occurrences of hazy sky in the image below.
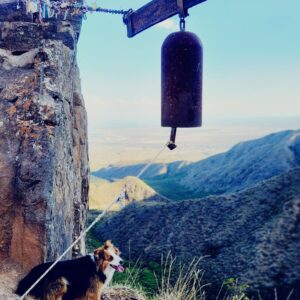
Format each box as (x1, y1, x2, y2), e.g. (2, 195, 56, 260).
(77, 0, 300, 130)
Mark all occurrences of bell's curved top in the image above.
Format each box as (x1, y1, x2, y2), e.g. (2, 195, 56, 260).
(162, 31, 203, 50)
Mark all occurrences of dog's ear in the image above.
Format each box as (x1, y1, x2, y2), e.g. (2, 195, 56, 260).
(114, 246, 121, 255)
(94, 247, 104, 260)
(94, 247, 105, 272)
(104, 240, 113, 249)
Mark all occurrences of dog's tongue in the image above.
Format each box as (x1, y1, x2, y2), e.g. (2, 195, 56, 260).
(116, 265, 125, 272)
(112, 265, 125, 272)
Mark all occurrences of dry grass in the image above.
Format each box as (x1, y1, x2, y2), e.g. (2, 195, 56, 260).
(111, 254, 207, 300)
(109, 254, 256, 300)
(153, 254, 206, 300)
(102, 284, 147, 300)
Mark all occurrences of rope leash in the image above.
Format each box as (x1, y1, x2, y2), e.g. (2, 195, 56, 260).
(19, 145, 167, 299)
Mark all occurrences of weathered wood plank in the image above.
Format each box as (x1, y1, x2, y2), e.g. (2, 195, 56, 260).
(124, 0, 207, 38)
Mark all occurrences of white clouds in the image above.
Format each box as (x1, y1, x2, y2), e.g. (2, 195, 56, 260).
(156, 18, 178, 31)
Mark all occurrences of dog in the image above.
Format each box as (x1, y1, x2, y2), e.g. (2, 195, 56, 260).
(16, 240, 124, 300)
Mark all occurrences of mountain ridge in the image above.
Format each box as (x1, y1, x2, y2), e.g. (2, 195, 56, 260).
(92, 160, 191, 180)
(179, 129, 300, 194)
(92, 129, 300, 200)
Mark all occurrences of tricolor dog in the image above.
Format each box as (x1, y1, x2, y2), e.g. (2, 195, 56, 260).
(16, 240, 124, 300)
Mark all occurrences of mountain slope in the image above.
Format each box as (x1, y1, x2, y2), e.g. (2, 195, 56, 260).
(93, 129, 300, 200)
(93, 168, 300, 299)
(179, 129, 300, 195)
(89, 176, 167, 210)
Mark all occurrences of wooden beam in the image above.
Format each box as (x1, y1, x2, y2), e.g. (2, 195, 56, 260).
(124, 0, 207, 38)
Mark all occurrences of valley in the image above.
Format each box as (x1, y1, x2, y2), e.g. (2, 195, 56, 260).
(88, 129, 300, 299)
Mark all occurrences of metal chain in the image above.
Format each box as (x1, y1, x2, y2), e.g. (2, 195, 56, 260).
(19, 0, 132, 17)
(94, 7, 131, 15)
(177, 0, 188, 31)
(180, 17, 186, 31)
(60, 5, 130, 15)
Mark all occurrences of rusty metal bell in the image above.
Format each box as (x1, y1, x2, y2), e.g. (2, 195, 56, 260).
(161, 30, 203, 149)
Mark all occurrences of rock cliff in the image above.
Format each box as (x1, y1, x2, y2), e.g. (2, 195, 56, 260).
(94, 168, 300, 299)
(0, 0, 89, 272)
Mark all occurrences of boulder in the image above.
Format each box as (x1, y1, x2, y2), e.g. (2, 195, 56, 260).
(102, 286, 146, 300)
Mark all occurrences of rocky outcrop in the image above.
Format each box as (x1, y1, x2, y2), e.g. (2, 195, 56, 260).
(0, 260, 22, 300)
(90, 176, 168, 211)
(101, 286, 145, 300)
(94, 168, 300, 299)
(0, 1, 89, 272)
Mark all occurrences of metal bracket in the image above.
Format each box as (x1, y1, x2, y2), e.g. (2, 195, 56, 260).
(177, 0, 188, 18)
(123, 9, 134, 37)
(123, 0, 206, 38)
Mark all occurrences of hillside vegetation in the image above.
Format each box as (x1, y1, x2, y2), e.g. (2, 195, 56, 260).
(92, 168, 300, 299)
(89, 130, 300, 299)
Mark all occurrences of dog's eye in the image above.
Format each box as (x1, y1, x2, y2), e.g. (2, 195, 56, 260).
(109, 256, 113, 262)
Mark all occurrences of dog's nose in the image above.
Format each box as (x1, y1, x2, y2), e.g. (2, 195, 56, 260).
(119, 259, 124, 265)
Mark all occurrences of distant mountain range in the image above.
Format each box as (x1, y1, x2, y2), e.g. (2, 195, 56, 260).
(93, 167, 300, 299)
(92, 160, 191, 181)
(92, 129, 300, 200)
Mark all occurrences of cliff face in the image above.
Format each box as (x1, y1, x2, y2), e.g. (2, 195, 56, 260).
(0, 1, 89, 271)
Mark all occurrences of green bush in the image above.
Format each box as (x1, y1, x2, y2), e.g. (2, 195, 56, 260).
(113, 260, 162, 295)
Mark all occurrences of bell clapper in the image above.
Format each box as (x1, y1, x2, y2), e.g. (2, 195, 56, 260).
(166, 127, 177, 150)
